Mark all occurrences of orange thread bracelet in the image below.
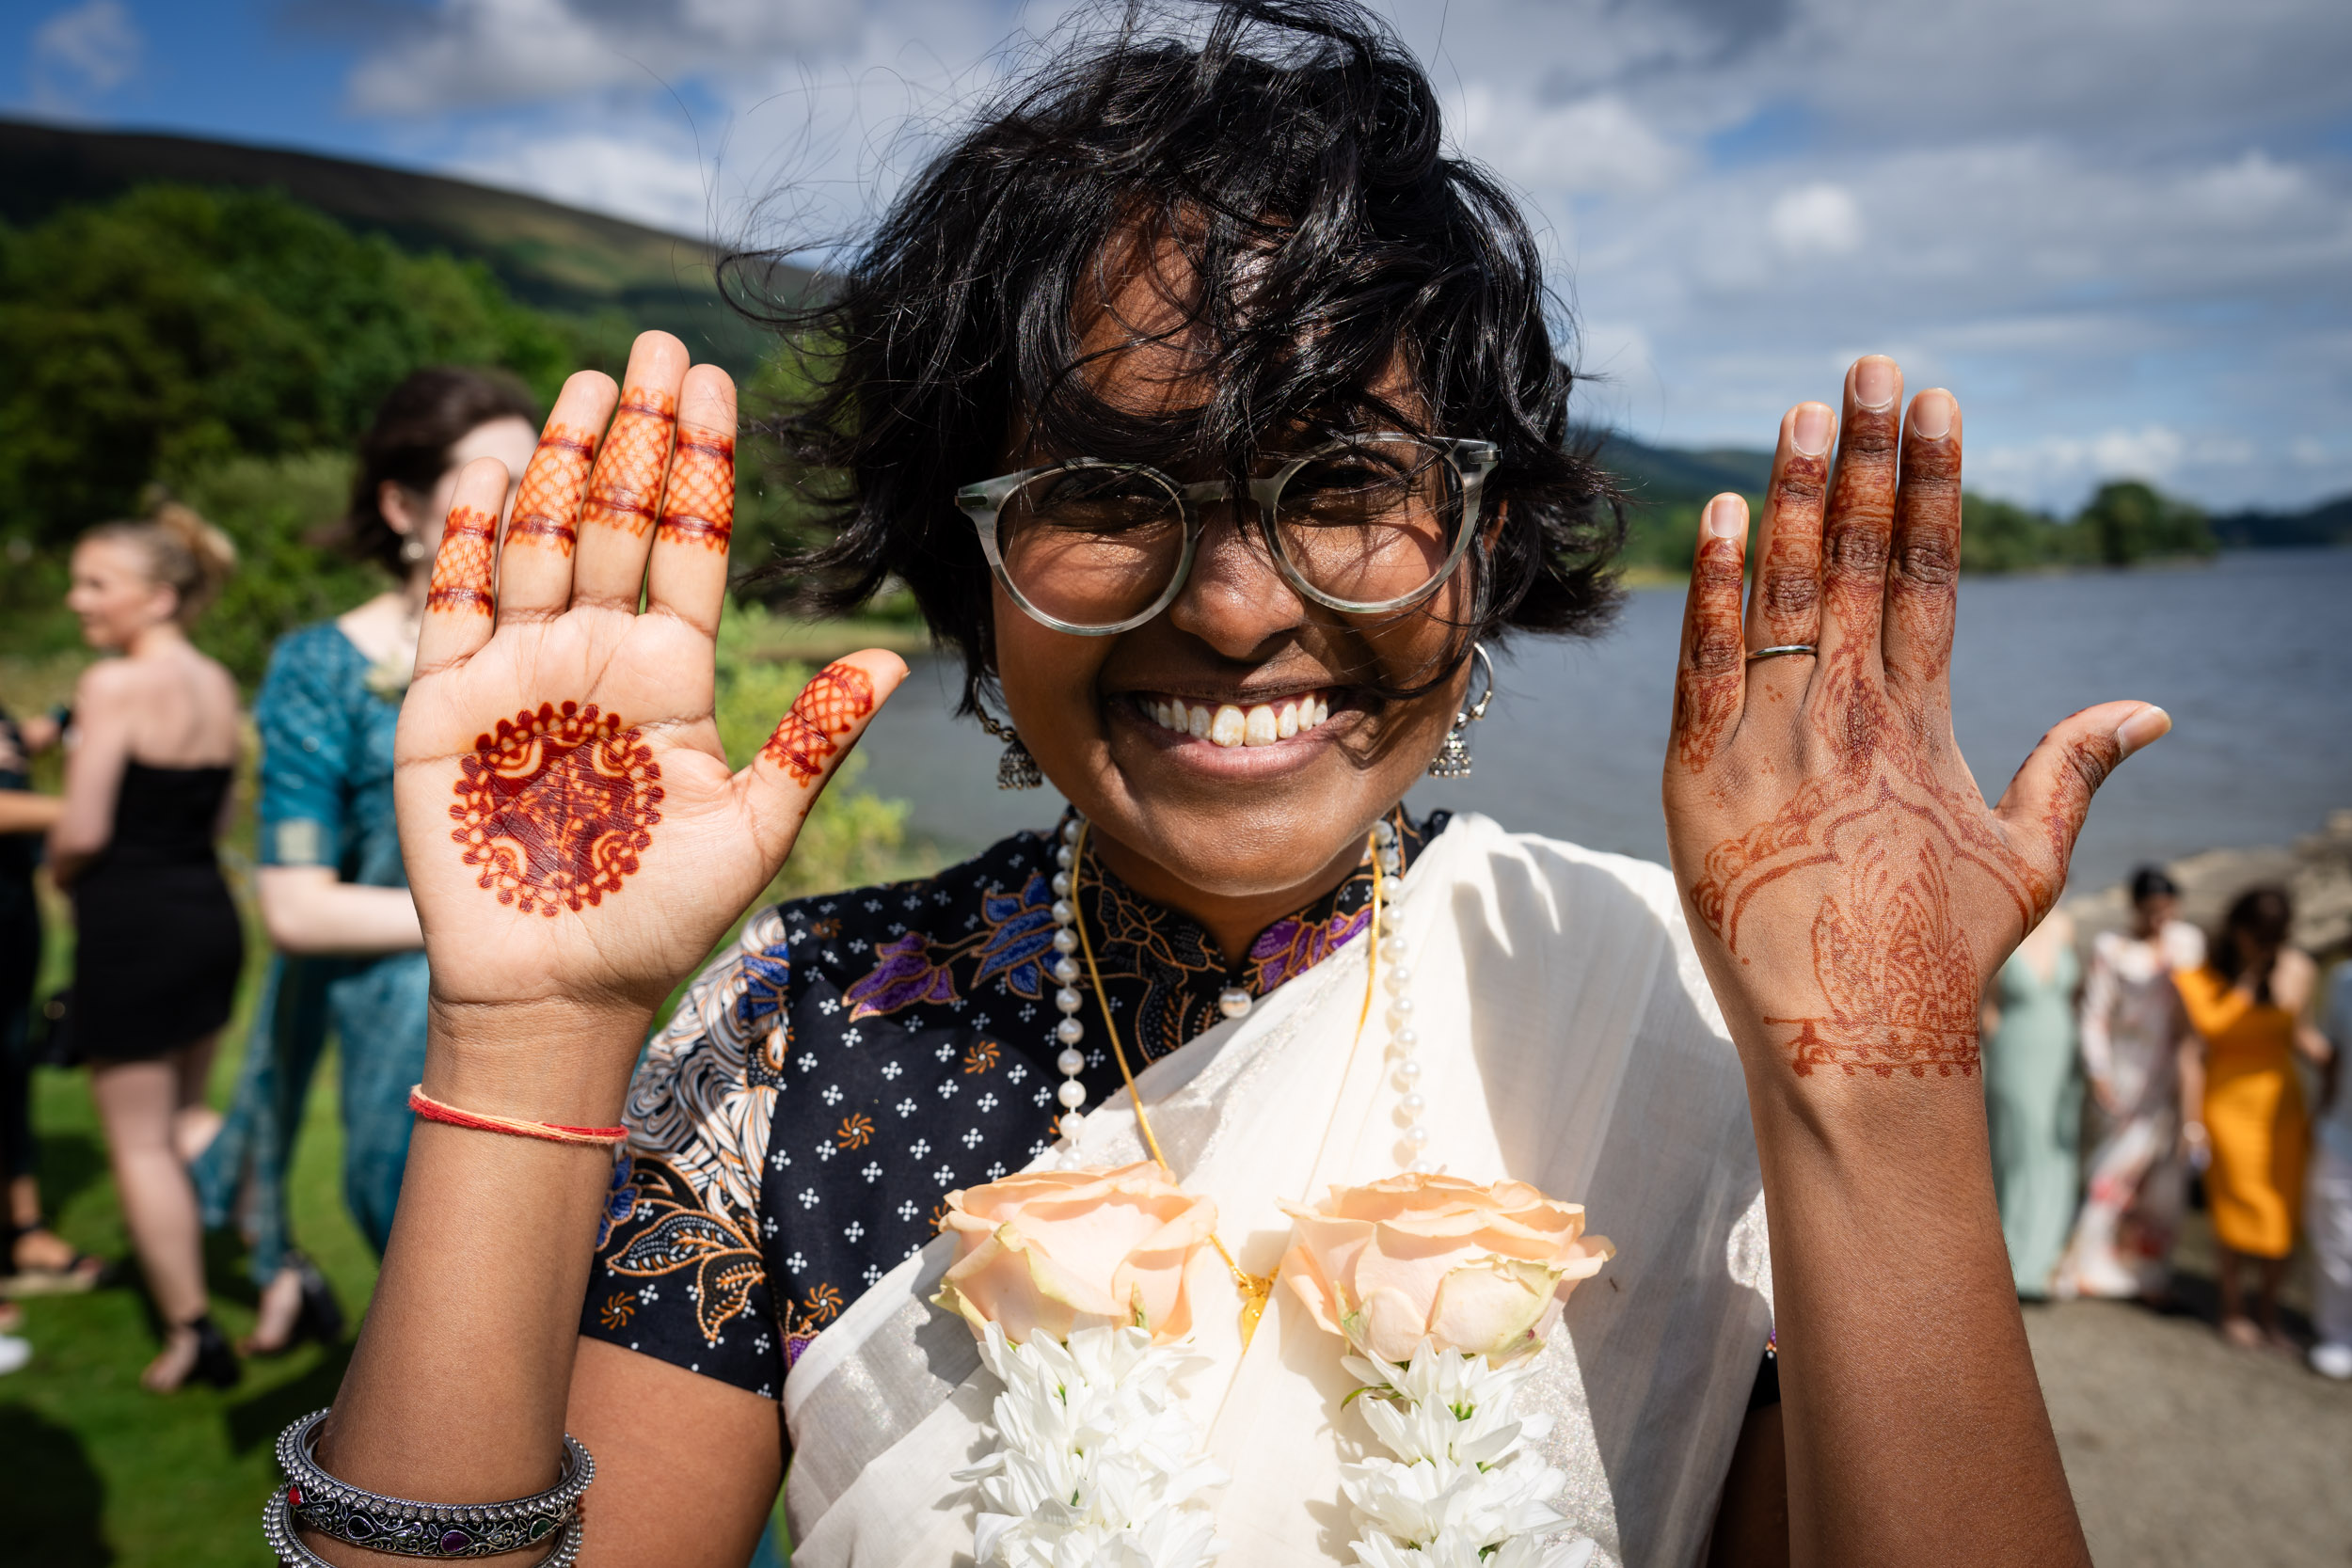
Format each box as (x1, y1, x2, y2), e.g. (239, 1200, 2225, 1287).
(407, 1085, 627, 1147)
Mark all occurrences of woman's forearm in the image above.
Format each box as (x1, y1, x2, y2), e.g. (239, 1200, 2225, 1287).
(1742, 1066, 2086, 1567)
(317, 1000, 646, 1564)
(0, 793, 65, 835)
(257, 866, 425, 956)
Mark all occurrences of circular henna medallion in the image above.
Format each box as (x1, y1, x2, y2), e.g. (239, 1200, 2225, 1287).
(449, 702, 663, 915)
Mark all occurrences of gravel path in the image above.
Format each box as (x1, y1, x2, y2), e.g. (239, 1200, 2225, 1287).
(2027, 1293, 2352, 1566)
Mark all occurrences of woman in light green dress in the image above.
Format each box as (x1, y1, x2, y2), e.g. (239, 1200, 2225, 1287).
(1982, 909, 2084, 1298)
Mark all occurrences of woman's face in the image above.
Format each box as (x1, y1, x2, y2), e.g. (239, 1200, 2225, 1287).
(66, 538, 180, 651)
(2131, 892, 2176, 937)
(993, 250, 1475, 919)
(385, 416, 538, 568)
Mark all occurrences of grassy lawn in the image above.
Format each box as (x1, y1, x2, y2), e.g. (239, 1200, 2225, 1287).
(5, 1041, 378, 1567)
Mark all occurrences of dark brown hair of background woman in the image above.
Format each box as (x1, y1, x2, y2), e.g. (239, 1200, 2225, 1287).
(2210, 886, 2294, 1006)
(343, 367, 541, 572)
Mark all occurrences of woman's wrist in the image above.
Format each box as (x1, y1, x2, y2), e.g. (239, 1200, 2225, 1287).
(423, 995, 651, 1129)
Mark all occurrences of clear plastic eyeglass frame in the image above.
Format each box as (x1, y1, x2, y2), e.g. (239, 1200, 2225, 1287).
(954, 433, 1500, 636)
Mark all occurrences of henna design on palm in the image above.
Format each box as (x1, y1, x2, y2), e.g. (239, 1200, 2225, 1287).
(448, 702, 664, 915)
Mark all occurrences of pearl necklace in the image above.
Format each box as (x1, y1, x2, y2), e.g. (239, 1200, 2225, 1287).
(1046, 814, 1423, 1171)
(1369, 816, 1431, 1173)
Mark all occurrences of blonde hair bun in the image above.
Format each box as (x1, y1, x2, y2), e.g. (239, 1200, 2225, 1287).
(84, 492, 239, 622)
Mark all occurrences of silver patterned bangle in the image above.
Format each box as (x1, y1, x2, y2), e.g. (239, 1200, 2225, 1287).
(269, 1409, 593, 1560)
(265, 1487, 583, 1568)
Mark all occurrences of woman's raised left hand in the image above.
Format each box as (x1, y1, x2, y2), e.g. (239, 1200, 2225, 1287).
(391, 332, 906, 1097)
(1660, 355, 2169, 1086)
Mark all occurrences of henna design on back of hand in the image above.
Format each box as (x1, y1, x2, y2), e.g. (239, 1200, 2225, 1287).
(580, 387, 678, 538)
(762, 662, 877, 784)
(1770, 834, 1984, 1077)
(448, 702, 665, 915)
(1673, 535, 1745, 772)
(1690, 622, 2054, 1078)
(425, 506, 497, 616)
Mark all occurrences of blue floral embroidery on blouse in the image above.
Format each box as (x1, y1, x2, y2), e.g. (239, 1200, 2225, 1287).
(971, 872, 1058, 997)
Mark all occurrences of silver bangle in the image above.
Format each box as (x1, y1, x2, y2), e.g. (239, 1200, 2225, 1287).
(266, 1487, 582, 1568)
(271, 1409, 593, 1560)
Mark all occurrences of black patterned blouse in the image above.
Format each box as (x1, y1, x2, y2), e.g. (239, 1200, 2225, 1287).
(578, 808, 1445, 1403)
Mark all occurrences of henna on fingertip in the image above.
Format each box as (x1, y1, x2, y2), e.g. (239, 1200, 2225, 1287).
(580, 386, 678, 538)
(1673, 536, 1746, 772)
(655, 429, 737, 552)
(506, 426, 600, 555)
(762, 661, 878, 785)
(425, 506, 497, 616)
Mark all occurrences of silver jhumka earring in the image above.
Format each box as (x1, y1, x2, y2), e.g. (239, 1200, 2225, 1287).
(1427, 642, 1496, 780)
(976, 708, 1043, 790)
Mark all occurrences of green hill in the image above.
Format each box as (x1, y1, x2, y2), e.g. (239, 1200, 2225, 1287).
(0, 117, 804, 378)
(1594, 434, 1772, 511)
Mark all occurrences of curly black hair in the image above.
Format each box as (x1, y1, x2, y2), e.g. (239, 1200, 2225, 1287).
(735, 0, 1623, 712)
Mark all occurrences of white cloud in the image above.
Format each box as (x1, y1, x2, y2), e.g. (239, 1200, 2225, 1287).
(321, 0, 2352, 511)
(447, 126, 719, 237)
(345, 0, 867, 117)
(1455, 88, 1686, 196)
(1768, 182, 1861, 259)
(27, 0, 141, 115)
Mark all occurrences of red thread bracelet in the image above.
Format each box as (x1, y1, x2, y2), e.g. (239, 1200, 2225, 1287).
(407, 1085, 627, 1147)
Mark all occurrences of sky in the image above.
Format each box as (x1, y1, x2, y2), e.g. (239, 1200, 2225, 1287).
(8, 0, 2350, 515)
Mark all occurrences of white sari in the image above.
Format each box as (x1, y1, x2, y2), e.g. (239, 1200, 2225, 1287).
(781, 816, 1772, 1568)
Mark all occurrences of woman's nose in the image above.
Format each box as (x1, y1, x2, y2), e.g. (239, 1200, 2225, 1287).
(1163, 503, 1308, 657)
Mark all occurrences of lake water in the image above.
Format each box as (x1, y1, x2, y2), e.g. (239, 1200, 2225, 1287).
(851, 547, 2352, 897)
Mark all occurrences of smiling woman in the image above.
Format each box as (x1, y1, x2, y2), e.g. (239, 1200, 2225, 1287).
(292, 5, 2167, 1567)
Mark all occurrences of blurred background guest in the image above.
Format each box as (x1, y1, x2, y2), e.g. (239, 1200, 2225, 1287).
(1982, 906, 2084, 1298)
(1, 707, 65, 1376)
(2308, 958, 2352, 1379)
(192, 368, 535, 1354)
(2, 705, 104, 1304)
(2179, 886, 2326, 1350)
(48, 502, 245, 1391)
(2057, 866, 2204, 1301)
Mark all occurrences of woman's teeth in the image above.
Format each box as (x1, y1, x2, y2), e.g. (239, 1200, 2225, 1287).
(1147, 693, 1331, 749)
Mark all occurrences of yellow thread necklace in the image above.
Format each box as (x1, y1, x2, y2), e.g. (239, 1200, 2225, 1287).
(1043, 815, 1407, 1338)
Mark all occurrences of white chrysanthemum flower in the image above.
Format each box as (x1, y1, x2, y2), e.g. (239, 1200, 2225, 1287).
(957, 1323, 1228, 1568)
(1339, 1340, 1594, 1568)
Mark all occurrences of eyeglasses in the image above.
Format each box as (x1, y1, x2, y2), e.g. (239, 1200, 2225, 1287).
(955, 434, 1499, 636)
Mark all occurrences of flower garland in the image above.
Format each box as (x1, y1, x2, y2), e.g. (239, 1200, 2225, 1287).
(1339, 1339, 1597, 1568)
(953, 1323, 1228, 1568)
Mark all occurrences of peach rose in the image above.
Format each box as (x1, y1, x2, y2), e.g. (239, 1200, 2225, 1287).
(1278, 1173, 1613, 1364)
(931, 1162, 1225, 1346)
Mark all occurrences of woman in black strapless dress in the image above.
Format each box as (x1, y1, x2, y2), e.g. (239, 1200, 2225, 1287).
(70, 761, 245, 1059)
(52, 501, 247, 1392)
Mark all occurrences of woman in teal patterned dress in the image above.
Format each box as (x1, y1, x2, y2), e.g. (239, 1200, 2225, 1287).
(1980, 907, 2085, 1297)
(192, 369, 536, 1350)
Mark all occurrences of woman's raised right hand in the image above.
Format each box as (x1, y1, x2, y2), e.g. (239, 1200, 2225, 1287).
(392, 332, 905, 1081)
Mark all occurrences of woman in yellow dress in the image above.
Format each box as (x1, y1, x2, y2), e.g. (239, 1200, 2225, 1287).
(2179, 887, 2328, 1349)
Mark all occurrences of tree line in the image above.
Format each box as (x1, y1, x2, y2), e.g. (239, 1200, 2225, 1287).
(0, 182, 820, 686)
(1613, 481, 2217, 580)
(0, 182, 2221, 688)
